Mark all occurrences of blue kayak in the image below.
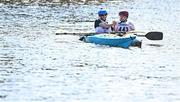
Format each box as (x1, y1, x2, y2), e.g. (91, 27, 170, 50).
(83, 34, 137, 48)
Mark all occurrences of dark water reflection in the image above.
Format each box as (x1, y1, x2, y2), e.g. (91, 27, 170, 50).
(147, 44, 163, 47)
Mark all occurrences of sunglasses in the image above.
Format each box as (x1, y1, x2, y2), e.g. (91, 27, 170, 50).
(99, 14, 107, 16)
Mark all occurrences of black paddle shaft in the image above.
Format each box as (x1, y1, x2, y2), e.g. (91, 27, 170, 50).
(57, 31, 163, 40)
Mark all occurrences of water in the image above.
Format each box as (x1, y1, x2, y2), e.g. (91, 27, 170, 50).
(0, 0, 180, 102)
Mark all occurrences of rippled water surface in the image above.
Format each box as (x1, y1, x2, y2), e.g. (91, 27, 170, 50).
(0, 0, 180, 102)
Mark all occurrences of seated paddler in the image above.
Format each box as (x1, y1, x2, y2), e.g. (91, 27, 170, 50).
(94, 10, 115, 33)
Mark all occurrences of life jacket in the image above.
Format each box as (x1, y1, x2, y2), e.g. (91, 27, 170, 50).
(94, 19, 111, 33)
(94, 19, 109, 29)
(115, 21, 134, 32)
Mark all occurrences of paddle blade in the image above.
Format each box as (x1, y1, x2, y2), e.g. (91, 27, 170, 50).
(145, 32, 163, 40)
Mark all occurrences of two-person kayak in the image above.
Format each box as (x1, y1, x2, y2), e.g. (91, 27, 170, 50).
(81, 34, 142, 48)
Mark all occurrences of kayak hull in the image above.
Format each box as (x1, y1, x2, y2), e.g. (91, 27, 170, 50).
(83, 34, 137, 48)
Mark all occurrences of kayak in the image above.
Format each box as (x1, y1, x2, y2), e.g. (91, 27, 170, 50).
(82, 34, 138, 48)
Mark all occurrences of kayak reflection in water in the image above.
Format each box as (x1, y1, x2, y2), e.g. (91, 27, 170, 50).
(94, 10, 115, 33)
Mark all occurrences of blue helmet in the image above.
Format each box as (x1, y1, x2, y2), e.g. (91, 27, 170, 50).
(98, 10, 108, 16)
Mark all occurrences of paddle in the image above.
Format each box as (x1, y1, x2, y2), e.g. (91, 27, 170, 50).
(56, 31, 163, 40)
(120, 31, 163, 40)
(56, 32, 95, 36)
(135, 31, 163, 40)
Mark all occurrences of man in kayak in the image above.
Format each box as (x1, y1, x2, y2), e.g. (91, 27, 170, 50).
(94, 10, 115, 33)
(79, 10, 114, 41)
(113, 11, 135, 32)
(113, 11, 142, 47)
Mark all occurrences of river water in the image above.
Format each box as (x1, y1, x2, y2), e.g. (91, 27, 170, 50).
(0, 0, 180, 102)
